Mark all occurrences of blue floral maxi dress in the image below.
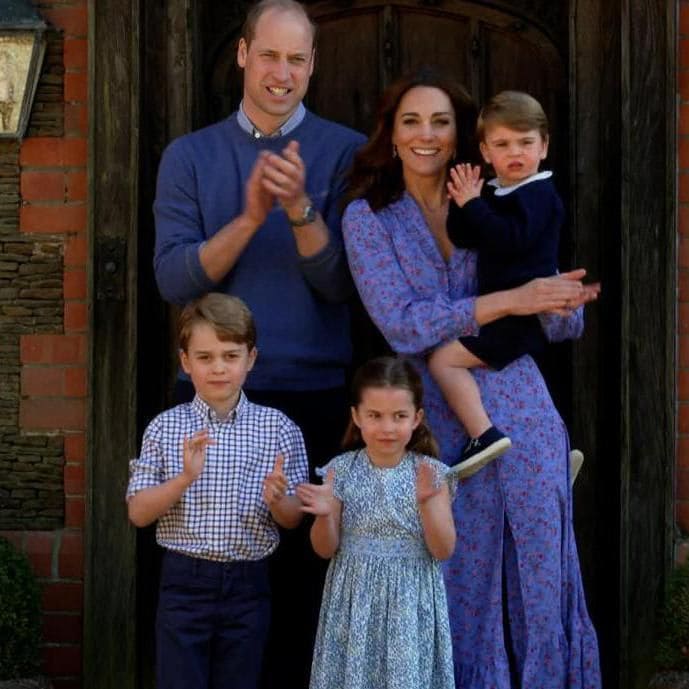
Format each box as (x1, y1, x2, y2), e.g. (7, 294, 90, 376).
(309, 450, 455, 689)
(342, 195, 601, 689)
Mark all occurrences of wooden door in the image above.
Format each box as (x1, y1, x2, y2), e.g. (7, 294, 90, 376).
(104, 2, 675, 689)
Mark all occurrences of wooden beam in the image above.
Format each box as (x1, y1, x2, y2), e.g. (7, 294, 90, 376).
(84, 0, 139, 686)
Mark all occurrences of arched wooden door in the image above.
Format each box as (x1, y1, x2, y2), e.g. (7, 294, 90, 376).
(134, 0, 601, 686)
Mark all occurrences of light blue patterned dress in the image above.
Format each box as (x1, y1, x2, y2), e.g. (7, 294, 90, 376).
(309, 449, 455, 689)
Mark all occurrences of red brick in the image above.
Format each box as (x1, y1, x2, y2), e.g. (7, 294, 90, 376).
(64, 39, 87, 70)
(42, 582, 83, 613)
(681, 39, 689, 70)
(680, 271, 689, 301)
(42, 6, 88, 37)
(25, 532, 55, 578)
(65, 497, 85, 528)
(681, 302, 689, 333)
(681, 70, 689, 102)
(66, 171, 87, 201)
(64, 433, 86, 463)
(21, 366, 64, 396)
(20, 398, 86, 431)
(20, 138, 64, 166)
(681, 173, 689, 204)
(62, 139, 87, 167)
(58, 531, 84, 579)
(678, 435, 689, 468)
(678, 501, 689, 534)
(42, 645, 82, 676)
(681, 138, 689, 170)
(64, 236, 87, 267)
(681, 106, 689, 136)
(680, 205, 689, 237)
(21, 171, 65, 201)
(63, 269, 86, 300)
(21, 334, 86, 365)
(65, 301, 88, 332)
(65, 103, 88, 136)
(21, 205, 86, 234)
(64, 463, 85, 496)
(680, 368, 689, 400)
(680, 404, 689, 433)
(679, 335, 689, 366)
(43, 613, 82, 644)
(679, 470, 689, 501)
(682, 3, 689, 35)
(64, 367, 87, 398)
(65, 72, 88, 103)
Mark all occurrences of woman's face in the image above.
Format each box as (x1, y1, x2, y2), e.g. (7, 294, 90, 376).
(391, 86, 457, 184)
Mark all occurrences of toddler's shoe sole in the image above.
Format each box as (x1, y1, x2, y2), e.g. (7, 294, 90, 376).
(448, 437, 512, 480)
(570, 449, 584, 486)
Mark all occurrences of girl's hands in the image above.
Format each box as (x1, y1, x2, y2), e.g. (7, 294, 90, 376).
(182, 429, 213, 483)
(509, 269, 600, 317)
(416, 462, 442, 505)
(263, 454, 289, 507)
(447, 163, 484, 208)
(297, 469, 337, 517)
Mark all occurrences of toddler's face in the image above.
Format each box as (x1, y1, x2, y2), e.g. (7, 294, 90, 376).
(479, 124, 548, 186)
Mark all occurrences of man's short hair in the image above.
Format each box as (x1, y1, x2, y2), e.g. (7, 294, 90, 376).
(241, 0, 317, 47)
(477, 90, 549, 141)
(178, 293, 257, 352)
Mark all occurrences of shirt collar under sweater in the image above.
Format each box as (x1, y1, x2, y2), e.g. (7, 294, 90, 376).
(237, 100, 306, 139)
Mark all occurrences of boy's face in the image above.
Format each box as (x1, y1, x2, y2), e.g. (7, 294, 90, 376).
(479, 124, 548, 186)
(179, 322, 256, 417)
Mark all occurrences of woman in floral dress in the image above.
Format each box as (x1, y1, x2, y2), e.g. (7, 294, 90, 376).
(341, 69, 601, 689)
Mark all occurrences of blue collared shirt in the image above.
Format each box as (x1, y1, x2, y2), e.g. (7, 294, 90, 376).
(237, 100, 306, 139)
(126, 391, 308, 561)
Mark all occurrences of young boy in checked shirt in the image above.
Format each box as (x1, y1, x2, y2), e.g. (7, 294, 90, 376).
(126, 293, 308, 689)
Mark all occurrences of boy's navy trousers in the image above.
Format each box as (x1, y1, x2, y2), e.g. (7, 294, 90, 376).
(156, 549, 270, 689)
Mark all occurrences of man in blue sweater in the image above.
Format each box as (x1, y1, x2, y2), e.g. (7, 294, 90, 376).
(153, 1, 365, 687)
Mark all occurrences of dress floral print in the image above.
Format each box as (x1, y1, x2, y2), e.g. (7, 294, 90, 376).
(342, 194, 601, 689)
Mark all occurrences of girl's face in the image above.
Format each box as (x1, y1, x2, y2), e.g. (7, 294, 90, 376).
(351, 386, 422, 467)
(479, 124, 548, 186)
(391, 86, 457, 186)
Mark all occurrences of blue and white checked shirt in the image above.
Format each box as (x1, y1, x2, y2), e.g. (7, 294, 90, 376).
(126, 391, 308, 562)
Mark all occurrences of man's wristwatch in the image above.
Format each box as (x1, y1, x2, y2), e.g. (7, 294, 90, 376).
(288, 201, 317, 227)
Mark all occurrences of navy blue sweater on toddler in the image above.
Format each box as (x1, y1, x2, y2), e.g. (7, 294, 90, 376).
(446, 172, 563, 369)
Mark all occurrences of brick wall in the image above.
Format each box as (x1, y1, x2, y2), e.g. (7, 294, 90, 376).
(0, 2, 87, 688)
(679, 0, 689, 562)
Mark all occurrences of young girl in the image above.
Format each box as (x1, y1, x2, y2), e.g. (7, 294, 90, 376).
(296, 356, 456, 689)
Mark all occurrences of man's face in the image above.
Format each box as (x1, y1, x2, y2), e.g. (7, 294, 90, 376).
(237, 8, 315, 135)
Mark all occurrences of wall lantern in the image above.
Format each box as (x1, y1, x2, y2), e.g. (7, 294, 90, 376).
(0, 0, 46, 139)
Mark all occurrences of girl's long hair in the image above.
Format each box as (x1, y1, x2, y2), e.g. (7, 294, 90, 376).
(345, 67, 479, 211)
(342, 356, 439, 458)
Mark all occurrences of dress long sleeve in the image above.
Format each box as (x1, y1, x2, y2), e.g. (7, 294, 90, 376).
(342, 198, 480, 356)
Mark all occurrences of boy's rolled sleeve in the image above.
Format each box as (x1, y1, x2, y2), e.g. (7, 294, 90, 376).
(125, 422, 166, 500)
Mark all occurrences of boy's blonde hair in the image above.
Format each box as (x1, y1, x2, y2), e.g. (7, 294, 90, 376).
(178, 293, 257, 352)
(477, 90, 548, 141)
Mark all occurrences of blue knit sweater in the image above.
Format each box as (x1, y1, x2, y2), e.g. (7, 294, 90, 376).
(154, 110, 365, 390)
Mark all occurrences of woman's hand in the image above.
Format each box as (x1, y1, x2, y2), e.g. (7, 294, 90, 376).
(508, 269, 600, 317)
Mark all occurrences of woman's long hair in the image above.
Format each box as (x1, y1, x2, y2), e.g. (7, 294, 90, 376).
(342, 356, 439, 458)
(346, 67, 478, 211)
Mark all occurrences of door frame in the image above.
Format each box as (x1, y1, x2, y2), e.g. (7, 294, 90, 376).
(85, 1, 676, 687)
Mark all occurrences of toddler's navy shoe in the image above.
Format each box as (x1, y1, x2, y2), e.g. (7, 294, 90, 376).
(449, 426, 511, 480)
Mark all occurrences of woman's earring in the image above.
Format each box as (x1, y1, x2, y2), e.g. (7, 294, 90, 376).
(392, 144, 398, 158)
